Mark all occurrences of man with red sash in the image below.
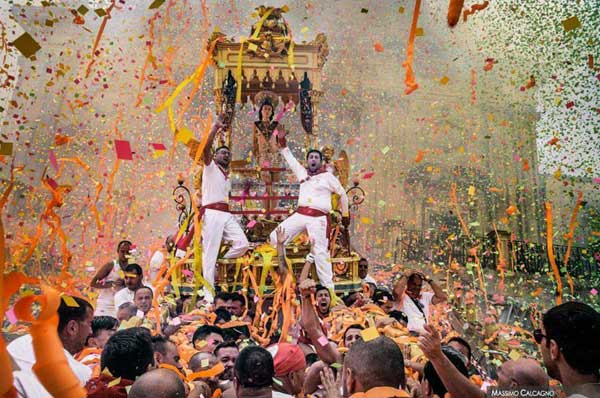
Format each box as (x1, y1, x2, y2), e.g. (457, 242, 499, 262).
(269, 130, 349, 290)
(200, 116, 249, 302)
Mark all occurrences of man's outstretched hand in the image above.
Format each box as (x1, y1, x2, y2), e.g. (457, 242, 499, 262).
(418, 323, 444, 361)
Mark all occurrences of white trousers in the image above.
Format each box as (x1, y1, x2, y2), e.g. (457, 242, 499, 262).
(202, 209, 249, 289)
(269, 213, 334, 289)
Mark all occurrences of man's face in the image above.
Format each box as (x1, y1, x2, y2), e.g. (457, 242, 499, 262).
(307, 152, 322, 173)
(228, 300, 244, 317)
(315, 289, 331, 316)
(117, 243, 131, 262)
(69, 307, 93, 354)
(358, 260, 369, 280)
(215, 298, 228, 311)
(116, 307, 133, 323)
(261, 104, 273, 121)
(134, 289, 153, 313)
(538, 324, 560, 381)
(447, 341, 469, 365)
(91, 328, 116, 349)
(196, 332, 224, 353)
(214, 148, 231, 169)
(163, 341, 183, 372)
(406, 276, 423, 299)
(344, 328, 363, 348)
(125, 272, 142, 290)
(217, 347, 239, 381)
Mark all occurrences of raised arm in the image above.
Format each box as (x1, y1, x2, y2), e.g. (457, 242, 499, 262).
(272, 129, 307, 181)
(90, 261, 118, 289)
(393, 269, 412, 304)
(202, 115, 226, 166)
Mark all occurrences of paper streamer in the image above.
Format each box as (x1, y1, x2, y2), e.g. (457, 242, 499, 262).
(402, 0, 422, 95)
(545, 202, 563, 305)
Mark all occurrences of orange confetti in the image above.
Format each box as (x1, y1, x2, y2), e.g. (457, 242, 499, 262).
(373, 42, 384, 52)
(54, 133, 71, 146)
(341, 88, 348, 96)
(532, 287, 543, 297)
(447, 0, 465, 27)
(505, 205, 518, 216)
(522, 159, 530, 171)
(463, 0, 489, 22)
(546, 137, 559, 146)
(415, 150, 424, 163)
(483, 58, 496, 71)
(520, 75, 536, 91)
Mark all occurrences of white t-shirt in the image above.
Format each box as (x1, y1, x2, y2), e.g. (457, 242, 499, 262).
(361, 274, 376, 285)
(201, 160, 230, 206)
(401, 291, 435, 334)
(280, 148, 349, 214)
(8, 334, 91, 397)
(149, 250, 165, 283)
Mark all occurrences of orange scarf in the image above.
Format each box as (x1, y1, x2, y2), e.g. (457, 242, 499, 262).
(351, 386, 410, 398)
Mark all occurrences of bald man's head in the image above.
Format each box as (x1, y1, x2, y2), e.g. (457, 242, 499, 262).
(496, 359, 549, 389)
(128, 369, 186, 398)
(189, 351, 217, 372)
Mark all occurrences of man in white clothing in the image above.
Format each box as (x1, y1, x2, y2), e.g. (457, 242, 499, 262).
(9, 295, 93, 398)
(269, 131, 349, 290)
(201, 116, 249, 301)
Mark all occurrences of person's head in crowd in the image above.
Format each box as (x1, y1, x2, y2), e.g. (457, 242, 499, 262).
(343, 336, 406, 396)
(388, 310, 409, 327)
(117, 240, 132, 263)
(228, 292, 246, 317)
(358, 258, 369, 280)
(422, 346, 468, 398)
(215, 307, 232, 325)
(151, 334, 183, 373)
(124, 263, 144, 291)
(537, 301, 600, 388)
(365, 282, 376, 299)
(234, 346, 274, 398)
(315, 284, 331, 317)
(128, 368, 186, 398)
(101, 327, 154, 381)
(305, 353, 319, 367)
(269, 343, 307, 395)
(215, 341, 240, 382)
(134, 287, 153, 314)
(373, 289, 395, 313)
(116, 302, 137, 323)
(193, 325, 224, 352)
(215, 292, 230, 311)
(87, 316, 118, 349)
(446, 336, 472, 365)
(343, 291, 362, 308)
(343, 324, 364, 348)
(496, 358, 549, 389)
(58, 295, 94, 355)
(189, 352, 221, 392)
(406, 272, 424, 300)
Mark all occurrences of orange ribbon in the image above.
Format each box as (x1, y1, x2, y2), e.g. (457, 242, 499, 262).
(187, 362, 225, 381)
(402, 0, 421, 95)
(545, 202, 563, 305)
(562, 192, 583, 296)
(447, 0, 465, 26)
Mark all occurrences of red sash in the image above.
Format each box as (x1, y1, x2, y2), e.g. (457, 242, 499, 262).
(176, 203, 230, 250)
(296, 206, 331, 237)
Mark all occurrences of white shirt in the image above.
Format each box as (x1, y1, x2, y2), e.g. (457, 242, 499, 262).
(201, 160, 230, 206)
(280, 148, 349, 214)
(149, 249, 165, 283)
(401, 291, 434, 334)
(361, 274, 376, 285)
(8, 334, 91, 397)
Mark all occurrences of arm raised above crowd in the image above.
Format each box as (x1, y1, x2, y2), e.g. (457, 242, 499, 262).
(202, 115, 225, 165)
(90, 261, 118, 289)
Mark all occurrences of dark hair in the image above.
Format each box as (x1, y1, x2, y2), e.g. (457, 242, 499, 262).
(408, 273, 424, 284)
(305, 353, 319, 367)
(234, 346, 274, 389)
(315, 284, 330, 297)
(135, 286, 154, 299)
(388, 310, 409, 325)
(117, 240, 132, 250)
(214, 340, 239, 357)
(91, 316, 118, 337)
(542, 301, 600, 375)
(373, 289, 394, 306)
(343, 291, 361, 307)
(358, 258, 368, 264)
(192, 325, 223, 344)
(101, 327, 154, 380)
(343, 324, 364, 341)
(345, 337, 405, 390)
(424, 346, 468, 397)
(124, 263, 143, 275)
(151, 334, 174, 356)
(447, 336, 472, 361)
(229, 292, 244, 305)
(306, 149, 323, 161)
(215, 308, 232, 324)
(215, 291, 231, 302)
(57, 296, 93, 333)
(215, 145, 230, 154)
(117, 302, 137, 316)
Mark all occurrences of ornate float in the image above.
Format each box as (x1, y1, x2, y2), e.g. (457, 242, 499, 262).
(177, 6, 365, 293)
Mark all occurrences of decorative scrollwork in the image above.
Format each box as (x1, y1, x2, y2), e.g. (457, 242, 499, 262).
(346, 181, 365, 213)
(173, 176, 192, 230)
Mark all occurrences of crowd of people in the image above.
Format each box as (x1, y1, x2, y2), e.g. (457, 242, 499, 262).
(5, 234, 600, 398)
